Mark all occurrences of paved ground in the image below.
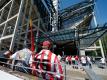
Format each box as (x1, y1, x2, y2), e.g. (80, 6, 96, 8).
(0, 70, 22, 80)
(92, 65, 107, 80)
(65, 65, 88, 80)
(0, 64, 107, 80)
(65, 64, 107, 80)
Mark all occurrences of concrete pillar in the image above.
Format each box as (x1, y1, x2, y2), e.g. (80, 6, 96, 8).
(80, 50, 85, 56)
(99, 40, 105, 58)
(94, 44, 98, 56)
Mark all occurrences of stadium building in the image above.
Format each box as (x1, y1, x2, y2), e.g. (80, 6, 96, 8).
(0, 0, 107, 58)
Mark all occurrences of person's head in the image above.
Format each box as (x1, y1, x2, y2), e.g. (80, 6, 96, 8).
(4, 50, 12, 58)
(42, 40, 51, 49)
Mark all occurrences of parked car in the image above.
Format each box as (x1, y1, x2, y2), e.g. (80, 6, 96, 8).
(94, 57, 106, 68)
(94, 57, 102, 62)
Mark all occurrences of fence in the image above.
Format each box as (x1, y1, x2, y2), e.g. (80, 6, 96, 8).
(0, 56, 104, 80)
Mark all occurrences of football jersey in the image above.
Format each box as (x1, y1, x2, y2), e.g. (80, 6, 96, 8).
(31, 49, 63, 80)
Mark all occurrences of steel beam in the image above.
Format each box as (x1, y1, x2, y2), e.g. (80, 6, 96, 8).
(0, 0, 12, 12)
(9, 0, 24, 51)
(93, 12, 105, 59)
(0, 34, 13, 40)
(17, 0, 29, 48)
(1, 0, 15, 37)
(0, 14, 18, 26)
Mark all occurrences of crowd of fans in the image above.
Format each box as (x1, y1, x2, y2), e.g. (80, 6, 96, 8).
(0, 40, 106, 79)
(0, 41, 63, 80)
(60, 55, 106, 69)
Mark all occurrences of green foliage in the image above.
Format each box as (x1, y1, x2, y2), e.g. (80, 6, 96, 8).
(85, 51, 96, 57)
(95, 41, 99, 46)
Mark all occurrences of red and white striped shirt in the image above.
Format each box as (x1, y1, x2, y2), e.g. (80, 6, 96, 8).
(31, 49, 63, 80)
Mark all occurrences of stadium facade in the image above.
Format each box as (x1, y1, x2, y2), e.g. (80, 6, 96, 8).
(0, 0, 107, 58)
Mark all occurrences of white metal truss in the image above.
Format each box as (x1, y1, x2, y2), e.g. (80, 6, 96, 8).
(0, 0, 52, 52)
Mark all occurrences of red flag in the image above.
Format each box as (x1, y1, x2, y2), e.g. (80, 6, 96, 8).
(29, 19, 38, 80)
(30, 18, 35, 52)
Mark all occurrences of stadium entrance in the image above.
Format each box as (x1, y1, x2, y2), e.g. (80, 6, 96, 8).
(54, 41, 78, 56)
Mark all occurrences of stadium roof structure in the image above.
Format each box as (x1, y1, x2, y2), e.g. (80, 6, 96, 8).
(0, 0, 56, 51)
(39, 0, 107, 49)
(40, 23, 107, 48)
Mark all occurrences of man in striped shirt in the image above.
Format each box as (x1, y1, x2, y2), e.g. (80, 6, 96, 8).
(31, 40, 63, 80)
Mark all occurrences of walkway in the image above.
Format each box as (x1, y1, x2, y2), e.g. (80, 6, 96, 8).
(0, 64, 107, 80)
(0, 70, 22, 80)
(65, 64, 107, 80)
(92, 65, 107, 80)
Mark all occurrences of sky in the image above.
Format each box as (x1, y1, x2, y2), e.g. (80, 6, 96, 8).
(59, 0, 107, 25)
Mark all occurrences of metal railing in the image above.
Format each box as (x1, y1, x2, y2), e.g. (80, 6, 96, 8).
(0, 56, 105, 80)
(0, 57, 65, 80)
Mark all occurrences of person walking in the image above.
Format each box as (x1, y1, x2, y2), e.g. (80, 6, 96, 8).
(86, 56, 92, 69)
(81, 56, 86, 66)
(31, 40, 63, 80)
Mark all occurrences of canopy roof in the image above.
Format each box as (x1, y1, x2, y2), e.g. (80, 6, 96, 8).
(39, 23, 107, 49)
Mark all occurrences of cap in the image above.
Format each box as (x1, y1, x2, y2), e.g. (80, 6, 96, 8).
(43, 40, 51, 47)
